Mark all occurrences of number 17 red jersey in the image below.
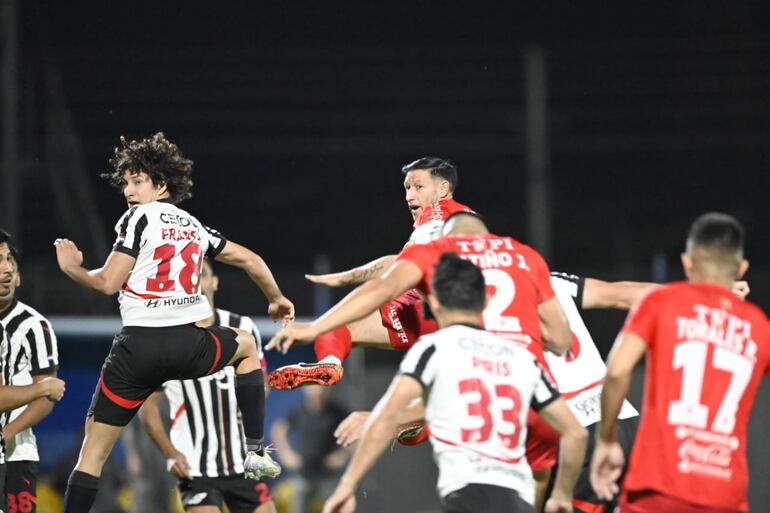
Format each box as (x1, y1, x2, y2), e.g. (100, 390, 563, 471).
(622, 282, 770, 511)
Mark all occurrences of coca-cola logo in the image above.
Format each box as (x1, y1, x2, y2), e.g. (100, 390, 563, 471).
(678, 438, 732, 468)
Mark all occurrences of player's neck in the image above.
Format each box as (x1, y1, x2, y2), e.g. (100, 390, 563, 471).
(687, 271, 733, 290)
(0, 296, 14, 315)
(435, 311, 484, 329)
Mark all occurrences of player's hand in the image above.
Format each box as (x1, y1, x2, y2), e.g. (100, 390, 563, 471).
(268, 296, 295, 326)
(41, 377, 66, 402)
(590, 438, 625, 501)
(166, 449, 192, 479)
(732, 280, 750, 299)
(543, 491, 573, 513)
(53, 238, 83, 272)
(335, 411, 371, 447)
(306, 272, 351, 288)
(322, 481, 357, 513)
(266, 323, 318, 354)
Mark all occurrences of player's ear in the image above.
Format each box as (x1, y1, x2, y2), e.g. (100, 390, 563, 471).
(737, 259, 749, 280)
(14, 272, 20, 288)
(212, 275, 219, 293)
(155, 179, 169, 196)
(439, 179, 450, 199)
(680, 252, 694, 278)
(427, 294, 441, 317)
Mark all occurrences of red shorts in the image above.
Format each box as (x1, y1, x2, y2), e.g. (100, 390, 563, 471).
(525, 408, 560, 472)
(620, 490, 741, 513)
(379, 289, 439, 351)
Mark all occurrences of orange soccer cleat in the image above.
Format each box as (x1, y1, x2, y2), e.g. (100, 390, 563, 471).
(268, 362, 344, 390)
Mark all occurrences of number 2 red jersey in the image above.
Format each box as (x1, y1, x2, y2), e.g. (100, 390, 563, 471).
(397, 233, 556, 365)
(622, 282, 770, 511)
(112, 200, 227, 327)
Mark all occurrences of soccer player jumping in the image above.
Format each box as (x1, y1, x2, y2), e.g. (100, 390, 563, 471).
(54, 133, 294, 513)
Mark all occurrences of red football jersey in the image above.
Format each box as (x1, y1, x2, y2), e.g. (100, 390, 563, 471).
(408, 199, 474, 245)
(413, 198, 474, 228)
(622, 282, 770, 511)
(398, 233, 555, 364)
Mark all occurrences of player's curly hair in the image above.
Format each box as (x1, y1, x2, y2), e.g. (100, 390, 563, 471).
(101, 132, 194, 204)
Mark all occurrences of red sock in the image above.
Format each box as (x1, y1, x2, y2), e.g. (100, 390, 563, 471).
(314, 326, 353, 362)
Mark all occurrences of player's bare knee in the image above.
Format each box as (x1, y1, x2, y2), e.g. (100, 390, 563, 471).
(233, 327, 258, 360)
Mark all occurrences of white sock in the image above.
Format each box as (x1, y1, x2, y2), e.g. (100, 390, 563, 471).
(319, 356, 342, 366)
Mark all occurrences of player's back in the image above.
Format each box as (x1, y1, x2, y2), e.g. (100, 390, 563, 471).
(406, 233, 555, 361)
(400, 324, 559, 503)
(624, 281, 770, 511)
(113, 201, 226, 327)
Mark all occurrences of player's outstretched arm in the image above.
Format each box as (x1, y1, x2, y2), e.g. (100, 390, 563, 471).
(582, 278, 660, 310)
(2, 373, 57, 440)
(583, 279, 749, 311)
(334, 398, 425, 447)
(54, 239, 135, 295)
(0, 377, 65, 412)
(268, 260, 423, 353)
(323, 376, 422, 513)
(139, 391, 191, 479)
(306, 255, 397, 287)
(538, 398, 588, 513)
(215, 241, 294, 323)
(538, 297, 572, 356)
(591, 331, 646, 501)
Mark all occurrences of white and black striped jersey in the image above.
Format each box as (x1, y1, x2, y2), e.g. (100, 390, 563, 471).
(113, 200, 227, 327)
(545, 273, 638, 427)
(0, 299, 59, 462)
(399, 324, 560, 504)
(162, 308, 261, 478)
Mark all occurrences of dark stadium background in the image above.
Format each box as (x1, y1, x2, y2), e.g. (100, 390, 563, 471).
(2, 2, 770, 511)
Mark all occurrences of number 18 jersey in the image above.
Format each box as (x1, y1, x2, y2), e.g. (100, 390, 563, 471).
(623, 282, 770, 511)
(400, 324, 559, 503)
(112, 200, 227, 327)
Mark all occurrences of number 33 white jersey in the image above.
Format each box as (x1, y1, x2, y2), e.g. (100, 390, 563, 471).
(399, 323, 560, 503)
(112, 200, 226, 327)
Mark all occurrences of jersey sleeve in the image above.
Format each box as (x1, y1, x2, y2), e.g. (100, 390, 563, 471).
(201, 225, 227, 258)
(550, 272, 585, 309)
(622, 289, 661, 347)
(397, 243, 439, 292)
(113, 206, 149, 258)
(24, 318, 59, 375)
(530, 360, 561, 411)
(398, 338, 438, 389)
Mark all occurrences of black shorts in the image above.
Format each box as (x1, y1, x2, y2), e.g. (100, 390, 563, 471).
(552, 416, 639, 513)
(179, 475, 272, 513)
(88, 324, 239, 426)
(441, 484, 533, 513)
(6, 460, 38, 513)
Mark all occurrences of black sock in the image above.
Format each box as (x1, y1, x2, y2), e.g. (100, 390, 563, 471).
(64, 470, 100, 513)
(236, 369, 265, 456)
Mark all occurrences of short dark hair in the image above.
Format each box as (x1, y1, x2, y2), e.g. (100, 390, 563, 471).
(0, 229, 21, 269)
(402, 157, 458, 192)
(687, 212, 744, 258)
(102, 132, 194, 204)
(432, 252, 485, 312)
